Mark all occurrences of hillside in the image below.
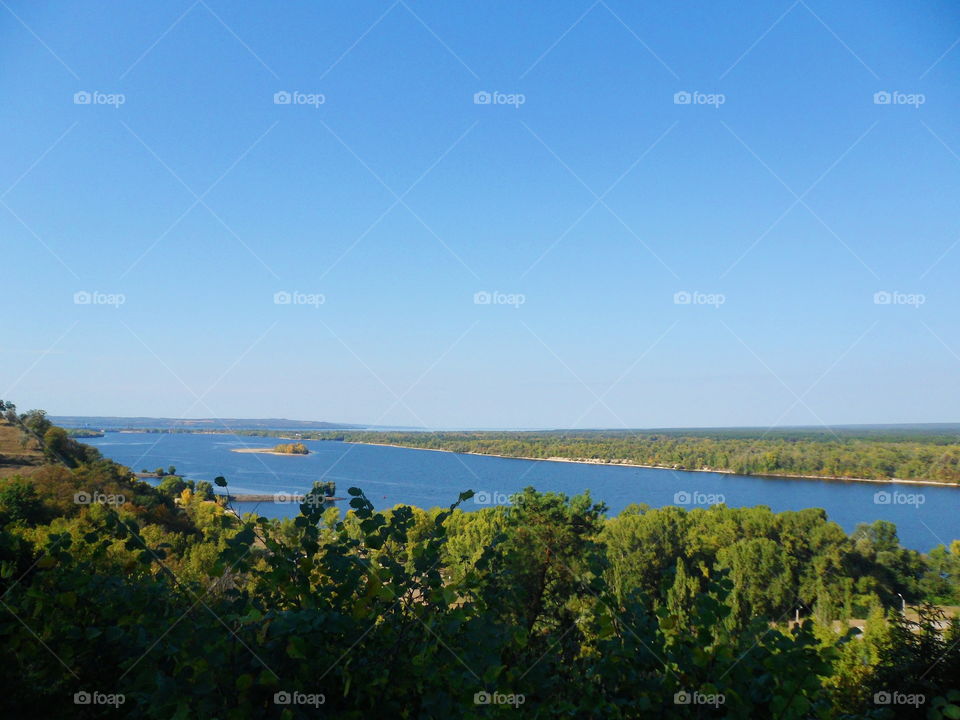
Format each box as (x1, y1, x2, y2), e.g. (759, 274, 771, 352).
(0, 417, 45, 478)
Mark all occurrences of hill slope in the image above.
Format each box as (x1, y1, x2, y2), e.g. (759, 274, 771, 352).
(0, 418, 44, 478)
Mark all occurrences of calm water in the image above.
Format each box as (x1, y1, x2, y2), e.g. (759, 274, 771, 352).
(85, 432, 959, 552)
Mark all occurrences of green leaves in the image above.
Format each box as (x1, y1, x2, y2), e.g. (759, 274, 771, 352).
(286, 636, 307, 659)
(1, 471, 957, 719)
(930, 691, 960, 720)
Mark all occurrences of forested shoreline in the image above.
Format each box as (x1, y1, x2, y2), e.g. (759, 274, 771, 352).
(136, 427, 960, 484)
(325, 430, 960, 483)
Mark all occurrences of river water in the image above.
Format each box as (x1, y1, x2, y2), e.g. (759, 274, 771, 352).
(84, 432, 958, 552)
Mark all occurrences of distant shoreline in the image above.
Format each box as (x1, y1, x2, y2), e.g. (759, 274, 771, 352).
(343, 441, 958, 488)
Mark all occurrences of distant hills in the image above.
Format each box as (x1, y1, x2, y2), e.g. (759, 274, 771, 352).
(49, 417, 960, 436)
(50, 416, 415, 431)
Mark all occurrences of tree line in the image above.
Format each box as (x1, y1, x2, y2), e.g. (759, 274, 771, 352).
(297, 429, 960, 483)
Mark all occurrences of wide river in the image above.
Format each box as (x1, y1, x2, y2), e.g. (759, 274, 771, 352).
(85, 432, 958, 552)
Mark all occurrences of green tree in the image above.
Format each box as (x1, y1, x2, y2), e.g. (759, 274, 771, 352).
(157, 475, 188, 498)
(717, 537, 794, 629)
(192, 480, 214, 501)
(0, 478, 45, 525)
(17, 409, 51, 449)
(665, 557, 700, 630)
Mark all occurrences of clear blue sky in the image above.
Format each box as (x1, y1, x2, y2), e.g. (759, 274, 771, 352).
(2, 0, 959, 429)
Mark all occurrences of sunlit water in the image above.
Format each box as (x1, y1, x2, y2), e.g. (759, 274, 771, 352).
(84, 432, 959, 552)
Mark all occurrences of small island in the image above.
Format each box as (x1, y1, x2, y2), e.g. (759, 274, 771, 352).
(232, 442, 310, 456)
(66, 428, 105, 438)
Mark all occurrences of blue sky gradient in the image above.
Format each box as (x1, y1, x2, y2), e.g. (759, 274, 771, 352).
(2, 0, 959, 428)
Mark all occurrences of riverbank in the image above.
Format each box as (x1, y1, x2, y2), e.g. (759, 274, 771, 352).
(342, 441, 960, 488)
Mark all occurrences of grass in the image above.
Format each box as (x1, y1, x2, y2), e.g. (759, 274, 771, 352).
(0, 419, 45, 478)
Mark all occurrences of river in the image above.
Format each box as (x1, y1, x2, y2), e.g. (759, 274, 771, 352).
(84, 431, 958, 552)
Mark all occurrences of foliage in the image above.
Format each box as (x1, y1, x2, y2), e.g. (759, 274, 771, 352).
(0, 409, 958, 717)
(272, 443, 309, 455)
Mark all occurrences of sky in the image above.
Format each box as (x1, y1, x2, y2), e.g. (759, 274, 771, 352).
(1, 0, 959, 430)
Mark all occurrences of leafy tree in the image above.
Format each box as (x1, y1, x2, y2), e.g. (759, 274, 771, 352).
(665, 557, 700, 630)
(717, 537, 794, 629)
(18, 409, 51, 445)
(157, 475, 188, 498)
(0, 478, 45, 525)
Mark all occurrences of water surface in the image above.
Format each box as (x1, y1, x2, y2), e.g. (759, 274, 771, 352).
(85, 432, 959, 552)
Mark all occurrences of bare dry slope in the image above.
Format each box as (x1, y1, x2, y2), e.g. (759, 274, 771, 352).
(0, 418, 45, 478)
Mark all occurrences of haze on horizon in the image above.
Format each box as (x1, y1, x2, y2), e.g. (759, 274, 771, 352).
(45, 414, 960, 434)
(2, 1, 959, 430)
